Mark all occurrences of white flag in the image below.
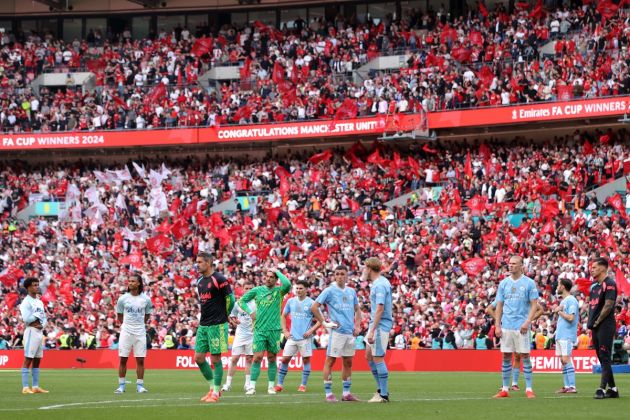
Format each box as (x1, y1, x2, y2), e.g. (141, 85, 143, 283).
(115, 193, 127, 211)
(85, 186, 100, 204)
(65, 183, 81, 204)
(148, 169, 165, 189)
(132, 161, 146, 178)
(160, 163, 172, 179)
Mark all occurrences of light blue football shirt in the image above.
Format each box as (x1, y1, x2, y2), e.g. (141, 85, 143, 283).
(555, 295, 579, 342)
(283, 296, 315, 340)
(315, 283, 358, 335)
(495, 275, 539, 330)
(370, 275, 393, 332)
(20, 295, 47, 327)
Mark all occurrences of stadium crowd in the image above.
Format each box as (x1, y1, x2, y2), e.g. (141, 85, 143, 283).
(0, 128, 629, 353)
(0, 2, 628, 132)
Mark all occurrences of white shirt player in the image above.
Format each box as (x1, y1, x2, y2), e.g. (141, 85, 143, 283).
(20, 295, 47, 328)
(230, 300, 255, 347)
(116, 293, 153, 336)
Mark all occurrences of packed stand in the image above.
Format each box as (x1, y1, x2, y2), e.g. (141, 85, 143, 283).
(0, 2, 629, 133)
(0, 129, 628, 352)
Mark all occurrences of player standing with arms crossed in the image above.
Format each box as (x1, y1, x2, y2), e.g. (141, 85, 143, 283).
(311, 265, 361, 402)
(363, 258, 393, 403)
(553, 278, 579, 394)
(222, 281, 256, 392)
(493, 255, 539, 399)
(194, 252, 235, 403)
(275, 280, 320, 393)
(588, 258, 619, 399)
(19, 277, 49, 394)
(238, 268, 291, 395)
(115, 273, 153, 393)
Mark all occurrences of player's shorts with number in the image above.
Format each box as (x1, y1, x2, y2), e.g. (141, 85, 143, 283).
(555, 339, 574, 357)
(195, 323, 229, 354)
(252, 330, 281, 354)
(500, 329, 531, 354)
(366, 328, 389, 358)
(327, 330, 356, 358)
(24, 327, 44, 358)
(283, 337, 313, 357)
(119, 331, 147, 358)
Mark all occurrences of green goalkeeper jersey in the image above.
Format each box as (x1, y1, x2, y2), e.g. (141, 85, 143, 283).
(238, 271, 291, 332)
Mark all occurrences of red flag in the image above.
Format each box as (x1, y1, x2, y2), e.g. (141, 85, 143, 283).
(349, 199, 360, 213)
(120, 252, 143, 269)
(557, 85, 573, 101)
(465, 151, 473, 179)
(466, 195, 487, 215)
(357, 219, 377, 238)
(334, 98, 358, 120)
(461, 258, 487, 277)
(171, 218, 192, 240)
(477, 66, 494, 87)
(599, 134, 611, 144)
(0, 266, 25, 286)
(367, 149, 384, 165)
(408, 157, 420, 175)
(174, 275, 191, 289)
(266, 207, 281, 223)
(92, 289, 102, 304)
(539, 220, 555, 236)
(574, 278, 592, 296)
(191, 37, 213, 56)
(478, 1, 489, 17)
(346, 152, 366, 169)
(274, 166, 291, 179)
(233, 105, 253, 122)
(307, 247, 330, 263)
(607, 194, 628, 219)
(540, 199, 560, 220)
(616, 269, 630, 297)
(597, 0, 619, 19)
(529, 0, 544, 19)
(272, 61, 284, 84)
(146, 234, 172, 255)
(422, 144, 438, 154)
(156, 219, 172, 234)
(479, 143, 491, 160)
(329, 215, 355, 230)
(112, 96, 128, 110)
(450, 46, 472, 62)
(4, 292, 18, 309)
(583, 139, 594, 155)
(210, 212, 225, 227)
(212, 228, 231, 248)
(308, 149, 333, 165)
(292, 214, 308, 230)
(181, 198, 198, 219)
(599, 234, 618, 250)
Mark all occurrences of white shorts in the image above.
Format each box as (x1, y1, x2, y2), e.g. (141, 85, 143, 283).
(24, 327, 44, 359)
(231, 342, 253, 356)
(500, 329, 530, 354)
(283, 338, 313, 357)
(555, 339, 574, 357)
(118, 331, 147, 358)
(327, 330, 355, 358)
(366, 328, 389, 357)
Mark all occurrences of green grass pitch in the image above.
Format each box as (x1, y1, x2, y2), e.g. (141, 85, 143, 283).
(0, 369, 626, 419)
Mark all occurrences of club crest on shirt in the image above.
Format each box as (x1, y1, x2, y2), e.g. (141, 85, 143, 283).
(511, 287, 516, 293)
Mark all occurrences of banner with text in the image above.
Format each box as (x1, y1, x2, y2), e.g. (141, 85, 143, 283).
(0, 350, 598, 373)
(428, 96, 629, 129)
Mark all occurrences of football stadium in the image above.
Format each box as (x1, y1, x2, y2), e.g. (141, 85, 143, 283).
(0, 0, 629, 419)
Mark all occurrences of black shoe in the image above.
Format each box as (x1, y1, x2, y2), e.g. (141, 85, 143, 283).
(594, 389, 606, 399)
(380, 394, 390, 403)
(605, 389, 619, 399)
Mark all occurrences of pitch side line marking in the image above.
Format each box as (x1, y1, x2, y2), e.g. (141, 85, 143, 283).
(32, 395, 595, 410)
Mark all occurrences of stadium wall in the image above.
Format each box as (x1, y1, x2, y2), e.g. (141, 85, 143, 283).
(0, 350, 599, 373)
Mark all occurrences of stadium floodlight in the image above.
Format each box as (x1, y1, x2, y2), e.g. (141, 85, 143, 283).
(618, 114, 630, 124)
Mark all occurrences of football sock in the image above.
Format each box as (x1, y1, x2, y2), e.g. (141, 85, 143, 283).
(250, 381, 257, 389)
(278, 363, 289, 386)
(512, 367, 520, 385)
(213, 363, 223, 392)
(198, 361, 214, 386)
(32, 368, 40, 388)
(118, 377, 126, 385)
(21, 368, 29, 388)
(251, 361, 261, 382)
(565, 361, 575, 388)
(368, 360, 379, 388)
(268, 361, 277, 382)
(245, 374, 251, 387)
(301, 363, 311, 386)
(225, 376, 233, 387)
(324, 380, 333, 396)
(522, 357, 533, 390)
(562, 365, 569, 388)
(501, 359, 512, 390)
(375, 362, 389, 396)
(342, 378, 351, 396)
(136, 379, 144, 385)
